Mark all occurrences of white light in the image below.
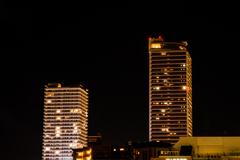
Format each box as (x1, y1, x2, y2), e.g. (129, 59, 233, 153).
(46, 148, 50, 150)
(56, 110, 60, 113)
(157, 77, 159, 79)
(183, 64, 186, 67)
(162, 110, 165, 112)
(47, 100, 51, 103)
(55, 151, 59, 154)
(156, 87, 160, 90)
(183, 86, 187, 90)
(156, 118, 159, 120)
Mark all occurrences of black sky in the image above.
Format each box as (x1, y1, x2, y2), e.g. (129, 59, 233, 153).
(0, 1, 239, 160)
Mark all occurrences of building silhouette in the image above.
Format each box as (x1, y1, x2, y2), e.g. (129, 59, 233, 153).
(42, 83, 89, 160)
(148, 37, 192, 144)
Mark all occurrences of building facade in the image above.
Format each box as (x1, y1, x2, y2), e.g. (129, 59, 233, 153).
(149, 37, 192, 144)
(43, 83, 89, 160)
(73, 145, 138, 160)
(152, 137, 240, 160)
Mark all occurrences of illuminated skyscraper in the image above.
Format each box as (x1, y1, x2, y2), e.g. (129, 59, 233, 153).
(149, 37, 192, 144)
(43, 83, 88, 160)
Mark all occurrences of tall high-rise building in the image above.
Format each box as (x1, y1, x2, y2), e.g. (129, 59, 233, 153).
(149, 37, 192, 144)
(43, 83, 88, 160)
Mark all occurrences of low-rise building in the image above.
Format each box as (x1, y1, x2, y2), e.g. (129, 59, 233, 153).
(151, 137, 240, 160)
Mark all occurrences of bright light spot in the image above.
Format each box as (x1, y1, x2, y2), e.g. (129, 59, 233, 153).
(156, 118, 159, 120)
(151, 44, 161, 48)
(56, 127, 60, 130)
(164, 102, 167, 104)
(162, 110, 165, 112)
(46, 148, 50, 150)
(120, 148, 125, 151)
(56, 134, 60, 137)
(183, 86, 187, 90)
(157, 77, 159, 79)
(69, 144, 72, 146)
(113, 149, 116, 151)
(55, 151, 59, 154)
(56, 117, 61, 120)
(162, 129, 165, 131)
(74, 127, 77, 129)
(47, 100, 51, 103)
(56, 110, 60, 113)
(156, 87, 160, 90)
(183, 64, 186, 67)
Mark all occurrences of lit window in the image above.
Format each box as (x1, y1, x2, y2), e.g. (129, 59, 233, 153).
(69, 144, 72, 146)
(164, 102, 167, 104)
(161, 53, 166, 55)
(74, 127, 78, 129)
(156, 103, 159, 105)
(163, 80, 167, 82)
(174, 133, 176, 135)
(157, 77, 159, 79)
(56, 117, 61, 120)
(56, 134, 60, 137)
(156, 118, 159, 120)
(183, 64, 186, 67)
(170, 133, 172, 135)
(151, 44, 161, 48)
(78, 152, 83, 156)
(56, 110, 60, 113)
(163, 114, 165, 116)
(113, 149, 116, 151)
(156, 87, 160, 90)
(162, 110, 165, 112)
(182, 86, 187, 90)
(179, 46, 186, 50)
(162, 129, 165, 131)
(47, 100, 51, 103)
(56, 127, 60, 130)
(65, 117, 69, 119)
(120, 148, 125, 151)
(164, 73, 167, 75)
(46, 148, 50, 150)
(55, 151, 60, 154)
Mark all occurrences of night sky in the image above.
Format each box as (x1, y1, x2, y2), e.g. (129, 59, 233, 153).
(0, 1, 239, 160)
